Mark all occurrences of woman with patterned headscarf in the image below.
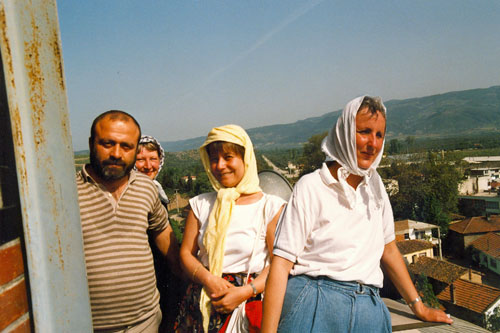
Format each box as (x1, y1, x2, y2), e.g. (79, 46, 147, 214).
(262, 96, 453, 332)
(135, 135, 169, 205)
(174, 124, 285, 332)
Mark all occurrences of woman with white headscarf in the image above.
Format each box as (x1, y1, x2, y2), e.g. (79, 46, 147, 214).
(175, 124, 285, 332)
(262, 96, 452, 332)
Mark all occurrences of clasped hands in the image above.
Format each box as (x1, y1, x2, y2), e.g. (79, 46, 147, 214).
(204, 275, 252, 314)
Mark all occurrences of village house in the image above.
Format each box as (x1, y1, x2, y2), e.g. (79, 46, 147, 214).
(408, 256, 469, 287)
(436, 279, 500, 329)
(459, 193, 500, 216)
(458, 162, 500, 216)
(470, 232, 500, 276)
(408, 257, 498, 328)
(181, 175, 197, 182)
(397, 240, 434, 264)
(459, 167, 500, 195)
(395, 219, 442, 258)
(447, 215, 500, 256)
(286, 162, 300, 178)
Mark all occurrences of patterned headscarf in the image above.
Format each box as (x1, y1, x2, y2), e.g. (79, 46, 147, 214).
(198, 124, 261, 332)
(321, 96, 387, 209)
(135, 135, 165, 178)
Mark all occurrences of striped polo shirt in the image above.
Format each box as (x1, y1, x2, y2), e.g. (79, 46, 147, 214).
(77, 166, 168, 330)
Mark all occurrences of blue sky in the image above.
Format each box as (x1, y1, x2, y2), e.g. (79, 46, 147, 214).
(57, 1, 500, 151)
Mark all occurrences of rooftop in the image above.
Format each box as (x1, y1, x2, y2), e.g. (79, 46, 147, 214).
(397, 240, 434, 255)
(470, 232, 500, 259)
(464, 156, 500, 163)
(460, 191, 500, 198)
(408, 257, 467, 284)
(436, 279, 500, 314)
(395, 219, 439, 233)
(384, 298, 489, 332)
(449, 216, 500, 234)
(470, 167, 500, 171)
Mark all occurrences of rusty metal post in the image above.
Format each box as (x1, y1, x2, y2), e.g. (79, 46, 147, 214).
(0, 0, 92, 331)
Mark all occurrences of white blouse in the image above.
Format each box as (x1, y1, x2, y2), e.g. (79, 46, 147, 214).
(190, 192, 285, 274)
(273, 163, 395, 288)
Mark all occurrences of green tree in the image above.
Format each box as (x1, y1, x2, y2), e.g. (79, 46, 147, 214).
(389, 154, 462, 234)
(193, 173, 212, 195)
(388, 138, 402, 155)
(415, 274, 441, 309)
(405, 136, 416, 153)
(299, 131, 328, 176)
(422, 194, 449, 233)
(390, 166, 426, 221)
(487, 306, 500, 332)
(159, 167, 176, 189)
(186, 175, 194, 194)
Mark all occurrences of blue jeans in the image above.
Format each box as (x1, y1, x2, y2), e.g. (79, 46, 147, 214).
(278, 275, 391, 333)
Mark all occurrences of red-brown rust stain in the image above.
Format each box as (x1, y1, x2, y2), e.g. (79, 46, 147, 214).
(25, 14, 47, 150)
(60, 111, 71, 145)
(10, 106, 31, 268)
(54, 224, 65, 271)
(10, 107, 30, 272)
(53, 32, 71, 145)
(51, 28, 65, 91)
(10, 106, 28, 192)
(45, 169, 59, 219)
(44, 167, 63, 272)
(0, 4, 15, 89)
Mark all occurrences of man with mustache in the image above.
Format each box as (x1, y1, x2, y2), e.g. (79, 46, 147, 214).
(76, 110, 177, 332)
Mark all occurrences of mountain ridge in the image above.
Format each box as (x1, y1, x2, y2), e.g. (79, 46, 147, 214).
(161, 85, 500, 152)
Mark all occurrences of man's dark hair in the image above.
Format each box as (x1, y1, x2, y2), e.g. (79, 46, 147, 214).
(89, 110, 142, 146)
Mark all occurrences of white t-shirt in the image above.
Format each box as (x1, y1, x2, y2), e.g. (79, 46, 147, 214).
(273, 163, 395, 287)
(190, 192, 286, 274)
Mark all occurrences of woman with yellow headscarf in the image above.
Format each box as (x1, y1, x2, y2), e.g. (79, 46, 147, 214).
(174, 124, 285, 332)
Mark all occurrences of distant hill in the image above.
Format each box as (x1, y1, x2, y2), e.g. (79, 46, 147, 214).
(158, 85, 500, 151)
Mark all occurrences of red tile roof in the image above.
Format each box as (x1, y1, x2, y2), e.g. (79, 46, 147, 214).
(491, 181, 500, 189)
(408, 257, 467, 284)
(396, 240, 434, 255)
(449, 216, 500, 234)
(470, 232, 500, 259)
(436, 279, 500, 314)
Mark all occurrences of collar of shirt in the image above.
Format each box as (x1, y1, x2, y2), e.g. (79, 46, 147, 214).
(81, 164, 137, 186)
(319, 163, 369, 188)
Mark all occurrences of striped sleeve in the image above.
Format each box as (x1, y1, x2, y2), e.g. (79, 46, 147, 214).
(77, 171, 161, 329)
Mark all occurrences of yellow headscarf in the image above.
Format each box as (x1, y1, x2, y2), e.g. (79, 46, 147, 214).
(198, 124, 261, 332)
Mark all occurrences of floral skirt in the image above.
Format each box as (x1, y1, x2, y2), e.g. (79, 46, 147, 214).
(173, 273, 260, 333)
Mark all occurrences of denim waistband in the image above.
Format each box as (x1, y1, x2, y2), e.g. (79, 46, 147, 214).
(306, 275, 379, 295)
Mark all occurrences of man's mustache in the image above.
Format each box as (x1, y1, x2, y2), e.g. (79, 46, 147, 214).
(102, 159, 126, 166)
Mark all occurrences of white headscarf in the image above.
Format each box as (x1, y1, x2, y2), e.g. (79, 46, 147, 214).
(321, 96, 387, 209)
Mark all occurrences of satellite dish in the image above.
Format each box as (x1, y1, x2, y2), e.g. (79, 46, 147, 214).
(258, 170, 293, 202)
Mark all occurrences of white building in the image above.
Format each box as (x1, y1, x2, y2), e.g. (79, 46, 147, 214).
(394, 219, 442, 258)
